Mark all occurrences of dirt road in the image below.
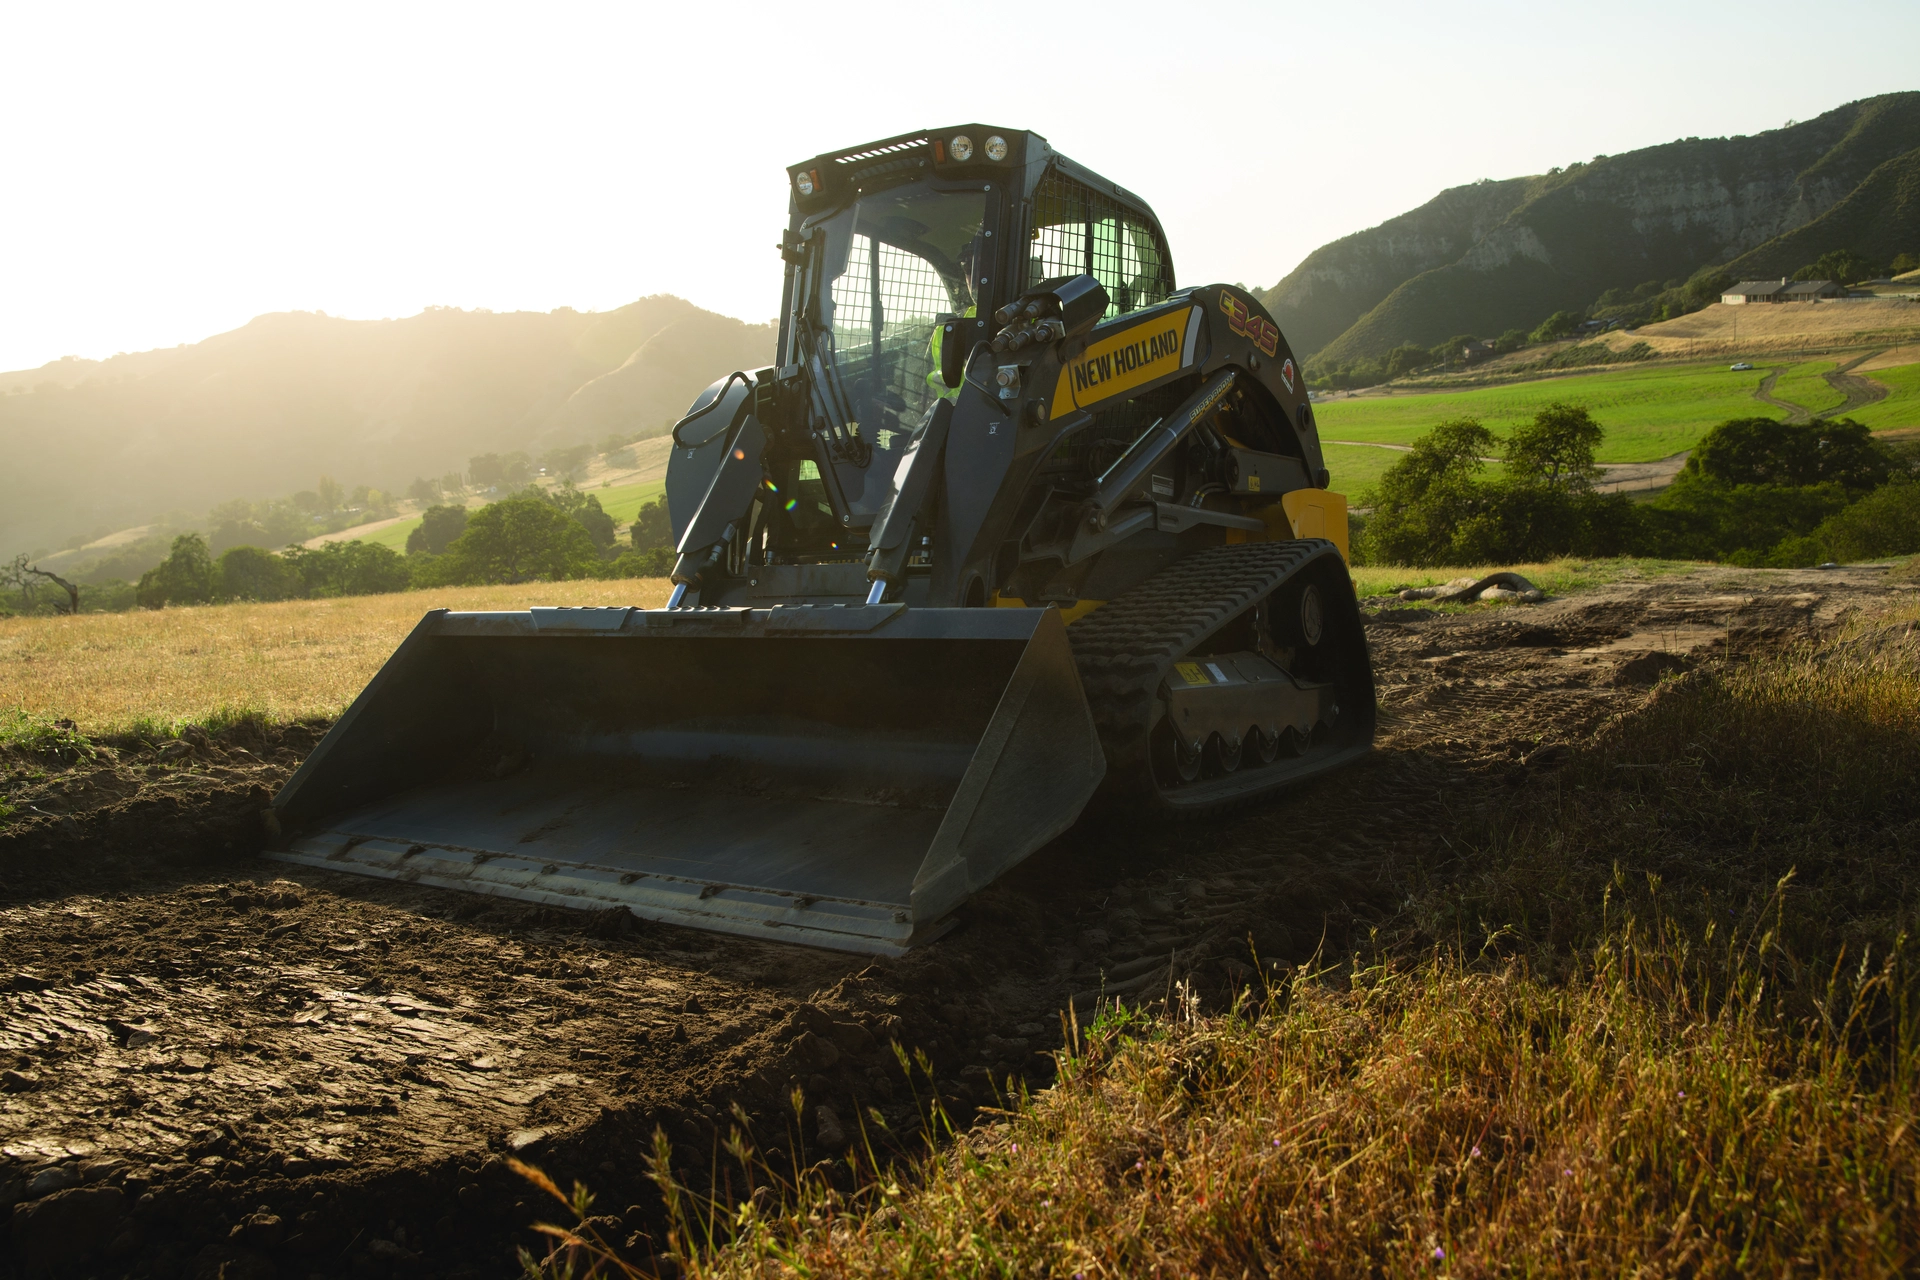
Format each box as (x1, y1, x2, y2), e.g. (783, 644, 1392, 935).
(2, 565, 1911, 1277)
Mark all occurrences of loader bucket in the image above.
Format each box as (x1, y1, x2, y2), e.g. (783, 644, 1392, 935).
(265, 604, 1105, 954)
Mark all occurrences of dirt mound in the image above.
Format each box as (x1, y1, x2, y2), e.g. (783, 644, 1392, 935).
(2, 564, 1912, 1276)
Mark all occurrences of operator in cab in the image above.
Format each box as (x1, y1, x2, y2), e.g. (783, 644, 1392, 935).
(927, 237, 981, 402)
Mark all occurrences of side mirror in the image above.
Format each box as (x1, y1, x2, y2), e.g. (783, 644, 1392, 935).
(940, 320, 968, 390)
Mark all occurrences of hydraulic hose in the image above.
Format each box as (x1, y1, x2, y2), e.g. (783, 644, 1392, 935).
(671, 372, 756, 449)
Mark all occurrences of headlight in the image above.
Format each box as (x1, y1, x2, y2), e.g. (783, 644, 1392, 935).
(795, 169, 817, 196)
(984, 135, 1008, 162)
(950, 135, 973, 162)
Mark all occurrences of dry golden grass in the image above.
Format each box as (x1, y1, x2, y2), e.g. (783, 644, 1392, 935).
(0, 579, 672, 733)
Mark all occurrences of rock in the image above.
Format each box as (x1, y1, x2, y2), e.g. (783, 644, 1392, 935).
(125, 1027, 157, 1048)
(508, 1128, 552, 1151)
(26, 1164, 79, 1197)
(796, 1003, 836, 1038)
(1014, 1022, 1045, 1037)
(1, 1069, 40, 1092)
(939, 1003, 969, 1028)
(793, 1031, 840, 1071)
(829, 1021, 876, 1056)
(1140, 893, 1177, 921)
(235, 1208, 285, 1248)
(814, 1104, 847, 1149)
(5, 972, 49, 992)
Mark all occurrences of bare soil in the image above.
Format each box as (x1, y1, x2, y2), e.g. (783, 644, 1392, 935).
(2, 565, 1912, 1278)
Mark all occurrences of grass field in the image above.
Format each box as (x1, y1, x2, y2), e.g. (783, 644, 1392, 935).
(1316, 362, 1772, 460)
(1849, 361, 1920, 431)
(1767, 359, 1846, 416)
(1315, 357, 1920, 465)
(2, 559, 1708, 736)
(593, 477, 668, 524)
(0, 578, 671, 733)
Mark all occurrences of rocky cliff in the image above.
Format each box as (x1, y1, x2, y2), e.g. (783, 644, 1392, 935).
(1261, 93, 1920, 366)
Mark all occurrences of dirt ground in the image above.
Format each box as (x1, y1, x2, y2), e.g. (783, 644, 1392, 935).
(3, 564, 1913, 1278)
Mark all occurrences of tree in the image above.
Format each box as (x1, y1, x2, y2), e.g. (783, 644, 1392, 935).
(546, 482, 617, 552)
(136, 533, 216, 608)
(1795, 250, 1882, 285)
(406, 504, 470, 555)
(407, 476, 441, 504)
(439, 496, 600, 584)
(1385, 345, 1429, 379)
(1, 555, 80, 614)
(316, 475, 344, 512)
(1356, 418, 1496, 566)
(1505, 402, 1603, 489)
(1684, 417, 1887, 492)
(281, 540, 412, 597)
(540, 443, 594, 478)
(468, 452, 532, 489)
(215, 546, 302, 602)
(1491, 328, 1530, 354)
(629, 498, 672, 551)
(1893, 253, 1919, 275)
(1529, 311, 1580, 344)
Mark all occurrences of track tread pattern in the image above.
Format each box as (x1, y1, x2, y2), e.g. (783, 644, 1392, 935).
(1068, 540, 1330, 782)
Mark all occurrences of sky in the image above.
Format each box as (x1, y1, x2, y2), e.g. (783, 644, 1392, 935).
(3, 0, 1917, 374)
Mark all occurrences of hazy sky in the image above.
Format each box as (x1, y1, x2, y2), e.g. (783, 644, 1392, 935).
(4, 0, 1916, 373)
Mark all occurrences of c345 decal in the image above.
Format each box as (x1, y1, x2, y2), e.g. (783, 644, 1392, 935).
(1219, 290, 1279, 358)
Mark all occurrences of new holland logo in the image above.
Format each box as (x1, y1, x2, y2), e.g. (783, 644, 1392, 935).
(1069, 324, 1182, 398)
(1219, 290, 1279, 358)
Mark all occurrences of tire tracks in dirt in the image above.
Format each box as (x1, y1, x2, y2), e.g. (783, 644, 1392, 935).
(1817, 350, 1891, 420)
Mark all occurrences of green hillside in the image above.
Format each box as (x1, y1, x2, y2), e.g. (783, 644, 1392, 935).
(0, 297, 774, 561)
(1259, 93, 1920, 367)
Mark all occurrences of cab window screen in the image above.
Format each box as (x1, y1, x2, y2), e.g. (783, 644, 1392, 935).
(1028, 169, 1173, 319)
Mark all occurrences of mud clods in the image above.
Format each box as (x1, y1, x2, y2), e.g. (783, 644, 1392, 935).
(2, 566, 1912, 1276)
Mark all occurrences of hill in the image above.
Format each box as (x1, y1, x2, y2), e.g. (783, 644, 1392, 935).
(0, 297, 775, 559)
(1258, 93, 1920, 366)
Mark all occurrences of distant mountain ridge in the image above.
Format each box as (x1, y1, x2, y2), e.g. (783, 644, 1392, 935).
(1257, 93, 1920, 366)
(0, 297, 775, 559)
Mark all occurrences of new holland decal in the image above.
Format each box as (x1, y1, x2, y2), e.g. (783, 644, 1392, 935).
(1051, 305, 1200, 411)
(1219, 290, 1279, 357)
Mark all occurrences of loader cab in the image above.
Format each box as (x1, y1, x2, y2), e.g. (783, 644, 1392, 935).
(767, 128, 1175, 566)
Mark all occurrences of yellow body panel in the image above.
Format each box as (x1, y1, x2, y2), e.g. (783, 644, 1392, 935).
(1265, 489, 1350, 561)
(1050, 306, 1199, 412)
(992, 593, 1106, 625)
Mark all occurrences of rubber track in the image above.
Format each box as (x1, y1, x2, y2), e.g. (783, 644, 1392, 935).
(1068, 539, 1328, 779)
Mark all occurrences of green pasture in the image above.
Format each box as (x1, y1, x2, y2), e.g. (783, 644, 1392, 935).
(1849, 362, 1920, 431)
(1766, 361, 1845, 417)
(1314, 357, 1920, 466)
(1315, 362, 1775, 462)
(593, 478, 668, 523)
(1322, 442, 1406, 495)
(357, 518, 419, 552)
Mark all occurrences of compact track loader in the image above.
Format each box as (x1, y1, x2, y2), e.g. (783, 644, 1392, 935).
(267, 127, 1377, 954)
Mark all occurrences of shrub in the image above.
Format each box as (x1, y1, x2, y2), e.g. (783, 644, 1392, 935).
(1806, 480, 1920, 562)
